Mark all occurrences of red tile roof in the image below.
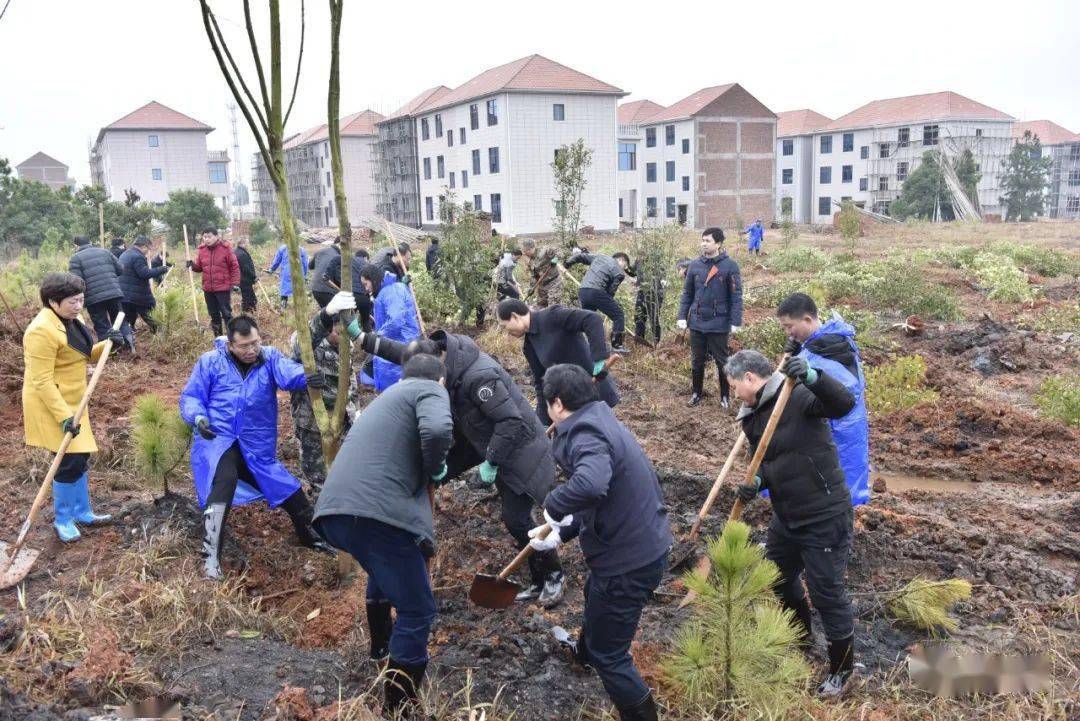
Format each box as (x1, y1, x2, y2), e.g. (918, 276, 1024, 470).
(284, 123, 326, 150)
(285, 110, 385, 149)
(383, 86, 453, 120)
(822, 91, 1013, 132)
(618, 100, 664, 125)
(102, 101, 213, 133)
(643, 84, 736, 124)
(777, 109, 833, 137)
(419, 54, 624, 114)
(1012, 120, 1080, 146)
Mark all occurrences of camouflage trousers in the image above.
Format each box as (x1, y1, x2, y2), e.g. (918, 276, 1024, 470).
(534, 277, 565, 307)
(290, 390, 353, 497)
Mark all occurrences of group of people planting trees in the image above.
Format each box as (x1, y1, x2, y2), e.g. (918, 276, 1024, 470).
(21, 221, 871, 720)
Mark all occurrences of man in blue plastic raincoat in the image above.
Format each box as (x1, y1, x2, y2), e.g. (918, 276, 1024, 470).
(180, 314, 334, 580)
(777, 292, 870, 506)
(266, 243, 310, 309)
(358, 264, 421, 392)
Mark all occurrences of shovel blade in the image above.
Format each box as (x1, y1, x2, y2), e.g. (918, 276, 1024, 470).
(468, 573, 522, 610)
(0, 541, 41, 590)
(667, 541, 700, 572)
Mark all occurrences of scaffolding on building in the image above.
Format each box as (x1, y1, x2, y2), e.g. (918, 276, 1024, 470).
(1045, 142, 1080, 219)
(373, 117, 422, 229)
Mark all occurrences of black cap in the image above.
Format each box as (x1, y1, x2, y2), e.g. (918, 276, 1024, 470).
(73, 236, 90, 246)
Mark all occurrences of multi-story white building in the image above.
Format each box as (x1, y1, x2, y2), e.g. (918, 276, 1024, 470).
(1012, 120, 1080, 220)
(793, 91, 1014, 224)
(413, 54, 625, 235)
(775, 110, 832, 223)
(617, 84, 776, 230)
(90, 101, 229, 204)
(616, 100, 664, 227)
(16, 151, 76, 192)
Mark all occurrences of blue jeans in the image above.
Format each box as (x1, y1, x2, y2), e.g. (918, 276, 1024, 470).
(579, 551, 667, 708)
(579, 287, 625, 337)
(317, 515, 437, 666)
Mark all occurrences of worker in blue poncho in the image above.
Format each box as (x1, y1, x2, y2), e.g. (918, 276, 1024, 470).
(266, 243, 310, 309)
(358, 263, 421, 392)
(777, 293, 870, 506)
(742, 219, 764, 256)
(179, 314, 334, 580)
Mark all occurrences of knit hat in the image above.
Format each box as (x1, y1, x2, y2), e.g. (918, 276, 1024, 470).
(73, 236, 90, 247)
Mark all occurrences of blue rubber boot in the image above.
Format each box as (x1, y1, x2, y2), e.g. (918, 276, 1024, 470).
(72, 473, 112, 525)
(52, 481, 82, 542)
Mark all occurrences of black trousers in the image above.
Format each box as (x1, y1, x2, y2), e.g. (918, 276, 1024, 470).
(121, 302, 158, 333)
(689, 330, 730, 398)
(633, 290, 664, 344)
(86, 297, 123, 341)
(204, 291, 233, 336)
(497, 283, 521, 301)
(54, 452, 90, 484)
(312, 290, 335, 309)
(495, 477, 561, 585)
(579, 287, 625, 337)
(206, 442, 311, 521)
(765, 511, 854, 641)
(240, 283, 257, 313)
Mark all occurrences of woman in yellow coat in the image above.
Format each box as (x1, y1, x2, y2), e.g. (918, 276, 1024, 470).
(23, 272, 123, 542)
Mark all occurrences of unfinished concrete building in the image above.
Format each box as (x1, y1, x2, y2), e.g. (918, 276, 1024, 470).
(1013, 120, 1080, 219)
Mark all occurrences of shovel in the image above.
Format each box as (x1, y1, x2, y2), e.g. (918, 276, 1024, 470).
(1, 312, 126, 590)
(469, 525, 552, 609)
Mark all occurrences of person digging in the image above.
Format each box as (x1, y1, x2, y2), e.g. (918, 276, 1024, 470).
(179, 315, 334, 580)
(565, 248, 634, 353)
(313, 354, 454, 716)
(724, 348, 860, 698)
(532, 364, 672, 721)
(354, 327, 567, 607)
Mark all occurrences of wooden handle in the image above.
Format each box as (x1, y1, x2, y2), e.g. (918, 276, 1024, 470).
(182, 225, 200, 323)
(727, 372, 797, 525)
(556, 263, 581, 287)
(686, 432, 747, 542)
(497, 524, 551, 580)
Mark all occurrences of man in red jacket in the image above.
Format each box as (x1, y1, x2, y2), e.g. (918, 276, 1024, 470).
(188, 227, 240, 336)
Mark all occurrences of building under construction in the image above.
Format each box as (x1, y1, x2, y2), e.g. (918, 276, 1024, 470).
(1013, 120, 1080, 220)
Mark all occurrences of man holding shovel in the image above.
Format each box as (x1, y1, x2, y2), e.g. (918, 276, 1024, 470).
(724, 348, 858, 698)
(529, 363, 672, 721)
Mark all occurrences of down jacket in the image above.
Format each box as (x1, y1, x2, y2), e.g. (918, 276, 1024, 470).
(268, 245, 309, 297)
(192, 241, 240, 292)
(678, 252, 743, 334)
(179, 338, 309, 508)
(118, 248, 168, 308)
(309, 245, 342, 295)
(68, 245, 123, 306)
(565, 251, 626, 297)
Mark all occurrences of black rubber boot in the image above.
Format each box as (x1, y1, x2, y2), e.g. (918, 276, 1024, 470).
(817, 634, 856, 699)
(617, 693, 659, 721)
(201, 503, 228, 581)
(280, 490, 335, 555)
(384, 658, 427, 715)
(366, 600, 393, 662)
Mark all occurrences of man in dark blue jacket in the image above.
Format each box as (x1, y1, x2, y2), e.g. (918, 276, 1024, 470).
(677, 227, 743, 408)
(69, 235, 128, 345)
(531, 364, 671, 721)
(496, 298, 618, 425)
(118, 236, 170, 341)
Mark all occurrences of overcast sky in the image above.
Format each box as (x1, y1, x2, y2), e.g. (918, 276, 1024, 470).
(1, 0, 1076, 187)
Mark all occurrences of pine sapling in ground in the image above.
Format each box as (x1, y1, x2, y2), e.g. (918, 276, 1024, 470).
(131, 394, 191, 498)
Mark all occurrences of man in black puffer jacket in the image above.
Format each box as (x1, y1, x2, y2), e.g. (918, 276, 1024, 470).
(308, 240, 342, 309)
(356, 327, 566, 607)
(725, 348, 858, 700)
(69, 235, 128, 345)
(119, 236, 170, 338)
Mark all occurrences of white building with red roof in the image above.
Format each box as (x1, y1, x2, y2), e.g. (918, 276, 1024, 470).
(411, 54, 626, 235)
(775, 110, 832, 223)
(1012, 120, 1080, 219)
(90, 101, 229, 205)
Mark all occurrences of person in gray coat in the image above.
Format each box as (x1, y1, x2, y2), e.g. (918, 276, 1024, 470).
(565, 249, 633, 353)
(308, 240, 342, 308)
(68, 236, 129, 346)
(313, 354, 453, 714)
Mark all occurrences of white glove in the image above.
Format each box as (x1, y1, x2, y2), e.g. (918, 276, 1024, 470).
(528, 523, 563, 552)
(676, 319, 688, 330)
(544, 509, 573, 528)
(325, 291, 356, 316)
(730, 325, 741, 334)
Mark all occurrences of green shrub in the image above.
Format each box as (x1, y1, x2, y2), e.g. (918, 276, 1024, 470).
(1025, 303, 1080, 334)
(409, 262, 459, 325)
(767, 245, 829, 273)
(746, 277, 815, 309)
(1035, 376, 1080, 426)
(987, 242, 1078, 278)
(860, 259, 962, 320)
(865, 355, 938, 414)
(737, 317, 787, 359)
(817, 267, 865, 303)
(972, 253, 1034, 302)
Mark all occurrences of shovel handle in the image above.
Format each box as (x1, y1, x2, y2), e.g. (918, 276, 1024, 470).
(497, 525, 551, 581)
(686, 431, 747, 542)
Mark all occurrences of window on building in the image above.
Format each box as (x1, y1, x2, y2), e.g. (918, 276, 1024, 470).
(148, 134, 159, 147)
(328, 199, 334, 217)
(618, 198, 624, 217)
(425, 196, 434, 221)
(820, 135, 833, 154)
(470, 104, 479, 130)
(666, 196, 676, 218)
(460, 128, 466, 144)
(1068, 170, 1080, 186)
(490, 193, 502, 222)
(842, 165, 852, 183)
(665, 125, 675, 146)
(879, 144, 891, 159)
(665, 161, 675, 182)
(448, 130, 454, 147)
(489, 147, 500, 174)
(682, 138, 690, 154)
(435, 114, 443, 137)
(897, 127, 910, 147)
(554, 199, 566, 218)
(1070, 144, 1080, 160)
(646, 163, 656, 183)
(897, 161, 909, 182)
(421, 118, 430, 140)
(682, 175, 690, 191)
(859, 177, 868, 191)
(423, 157, 431, 180)
(645, 127, 656, 148)
(780, 197, 793, 215)
(486, 99, 498, 126)
(820, 166, 832, 184)
(554, 148, 565, 163)
(878, 176, 889, 191)
(472, 149, 481, 176)
(646, 197, 657, 217)
(326, 171, 331, 186)
(782, 139, 793, 156)
(152, 168, 162, 180)
(842, 133, 854, 152)
(473, 194, 482, 211)
(975, 128, 983, 138)
(923, 124, 939, 146)
(818, 196, 831, 216)
(860, 145, 869, 159)
(553, 104, 565, 121)
(209, 162, 227, 184)
(437, 155, 445, 179)
(462, 170, 468, 188)
(618, 143, 636, 171)
(1067, 195, 1080, 213)
(782, 168, 793, 184)
(449, 172, 455, 189)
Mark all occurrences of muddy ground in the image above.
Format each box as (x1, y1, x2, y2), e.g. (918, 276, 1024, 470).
(1, 224, 1078, 720)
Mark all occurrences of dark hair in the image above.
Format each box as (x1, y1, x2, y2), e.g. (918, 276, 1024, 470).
(360, 263, 384, 296)
(202, 227, 219, 236)
(111, 237, 125, 246)
(226, 315, 259, 340)
(133, 235, 152, 248)
(702, 227, 725, 244)
(542, 364, 599, 412)
(72, 235, 90, 246)
(402, 353, 444, 382)
(497, 298, 529, 321)
(612, 252, 630, 264)
(777, 292, 818, 319)
(40, 272, 85, 307)
(402, 338, 441, 364)
(397, 242, 411, 255)
(510, 248, 522, 257)
(355, 248, 369, 259)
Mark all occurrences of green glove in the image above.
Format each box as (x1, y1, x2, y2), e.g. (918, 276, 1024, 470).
(346, 317, 361, 340)
(592, 360, 606, 377)
(805, 367, 818, 385)
(550, 257, 559, 266)
(478, 460, 498, 484)
(431, 463, 448, 483)
(401, 273, 411, 286)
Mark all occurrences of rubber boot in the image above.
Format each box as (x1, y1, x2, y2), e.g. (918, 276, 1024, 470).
(366, 599, 393, 662)
(121, 324, 136, 354)
(71, 474, 112, 525)
(52, 481, 81, 543)
(384, 658, 427, 715)
(202, 503, 227, 581)
(617, 693, 659, 721)
(817, 634, 856, 698)
(280, 490, 335, 555)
